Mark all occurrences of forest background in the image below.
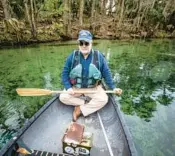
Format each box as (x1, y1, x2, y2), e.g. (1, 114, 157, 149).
(0, 0, 175, 46)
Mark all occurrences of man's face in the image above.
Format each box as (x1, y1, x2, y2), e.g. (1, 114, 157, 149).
(79, 40, 92, 55)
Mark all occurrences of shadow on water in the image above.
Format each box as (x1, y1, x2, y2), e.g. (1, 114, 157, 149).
(0, 39, 175, 155)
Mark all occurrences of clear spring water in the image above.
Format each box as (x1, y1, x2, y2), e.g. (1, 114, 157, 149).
(0, 39, 174, 155)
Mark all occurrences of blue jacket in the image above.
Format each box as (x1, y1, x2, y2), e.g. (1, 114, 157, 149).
(61, 49, 115, 89)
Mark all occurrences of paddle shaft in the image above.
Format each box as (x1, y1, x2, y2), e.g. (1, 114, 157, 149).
(51, 90, 116, 94)
(16, 88, 117, 96)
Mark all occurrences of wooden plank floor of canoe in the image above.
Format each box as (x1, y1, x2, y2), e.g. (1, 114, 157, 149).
(20, 96, 131, 156)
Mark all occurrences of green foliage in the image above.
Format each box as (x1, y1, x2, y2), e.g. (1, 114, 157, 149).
(135, 96, 156, 119)
(40, 0, 63, 19)
(147, 8, 165, 25)
(108, 40, 174, 121)
(4, 18, 27, 42)
(149, 61, 171, 82)
(155, 30, 170, 38)
(43, 0, 62, 11)
(51, 22, 64, 34)
(1, 0, 175, 42)
(10, 0, 25, 19)
(23, 96, 51, 118)
(125, 0, 138, 18)
(157, 94, 173, 106)
(121, 93, 157, 120)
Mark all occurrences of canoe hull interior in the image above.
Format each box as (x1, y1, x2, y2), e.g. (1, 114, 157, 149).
(1, 95, 136, 156)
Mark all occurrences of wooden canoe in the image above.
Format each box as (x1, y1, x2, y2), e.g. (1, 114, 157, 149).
(0, 94, 137, 156)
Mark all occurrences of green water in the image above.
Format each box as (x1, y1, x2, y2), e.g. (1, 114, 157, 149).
(0, 40, 175, 155)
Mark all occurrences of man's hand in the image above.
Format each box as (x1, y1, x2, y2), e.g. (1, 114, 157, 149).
(67, 88, 75, 95)
(113, 88, 123, 95)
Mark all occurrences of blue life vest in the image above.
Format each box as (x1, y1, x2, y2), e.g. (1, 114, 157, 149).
(69, 50, 102, 88)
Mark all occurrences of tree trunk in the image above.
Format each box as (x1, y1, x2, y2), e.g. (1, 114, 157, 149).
(100, 0, 104, 15)
(116, 0, 121, 15)
(151, 0, 156, 9)
(30, 0, 37, 39)
(0, 1, 4, 19)
(133, 0, 141, 29)
(63, 0, 71, 36)
(139, 7, 147, 27)
(109, 0, 113, 16)
(162, 0, 175, 18)
(90, 0, 96, 33)
(33, 0, 38, 23)
(1, 0, 11, 19)
(103, 0, 107, 14)
(24, 0, 31, 25)
(68, 0, 71, 34)
(118, 0, 125, 27)
(79, 0, 84, 26)
(91, 0, 95, 17)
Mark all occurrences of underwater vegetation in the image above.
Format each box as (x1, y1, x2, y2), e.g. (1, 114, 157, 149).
(0, 40, 175, 155)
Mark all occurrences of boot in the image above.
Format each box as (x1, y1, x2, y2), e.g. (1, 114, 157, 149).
(73, 106, 82, 122)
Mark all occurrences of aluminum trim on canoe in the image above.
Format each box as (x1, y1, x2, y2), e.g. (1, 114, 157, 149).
(108, 94, 137, 156)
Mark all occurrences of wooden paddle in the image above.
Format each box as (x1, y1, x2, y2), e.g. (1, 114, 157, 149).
(16, 88, 117, 96)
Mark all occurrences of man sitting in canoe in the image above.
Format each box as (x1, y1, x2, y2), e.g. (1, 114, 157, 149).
(60, 30, 122, 121)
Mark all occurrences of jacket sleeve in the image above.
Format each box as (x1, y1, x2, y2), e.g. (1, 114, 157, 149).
(61, 53, 73, 89)
(100, 53, 115, 89)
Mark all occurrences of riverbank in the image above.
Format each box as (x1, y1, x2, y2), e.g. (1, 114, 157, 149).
(0, 18, 175, 47)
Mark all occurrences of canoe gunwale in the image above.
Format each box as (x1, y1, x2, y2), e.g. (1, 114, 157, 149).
(108, 94, 137, 156)
(0, 95, 59, 156)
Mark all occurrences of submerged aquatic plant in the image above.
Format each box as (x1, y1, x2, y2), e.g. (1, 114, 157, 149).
(149, 61, 172, 83)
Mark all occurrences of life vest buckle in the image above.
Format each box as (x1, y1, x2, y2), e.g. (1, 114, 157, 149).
(70, 79, 76, 85)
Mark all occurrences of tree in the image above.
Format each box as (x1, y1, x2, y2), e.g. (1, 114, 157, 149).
(1, 0, 11, 19)
(118, 0, 125, 27)
(90, 0, 95, 32)
(24, 0, 31, 26)
(63, 0, 71, 36)
(30, 0, 37, 39)
(0, 0, 4, 20)
(109, 0, 114, 16)
(99, 0, 106, 15)
(79, 0, 84, 26)
(163, 0, 175, 18)
(24, 0, 37, 39)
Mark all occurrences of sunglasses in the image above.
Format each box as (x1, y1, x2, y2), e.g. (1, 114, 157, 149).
(79, 41, 90, 46)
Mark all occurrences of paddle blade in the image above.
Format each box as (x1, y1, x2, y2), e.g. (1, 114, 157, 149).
(16, 88, 52, 96)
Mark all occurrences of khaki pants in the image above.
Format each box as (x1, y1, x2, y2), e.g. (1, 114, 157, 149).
(59, 85, 108, 116)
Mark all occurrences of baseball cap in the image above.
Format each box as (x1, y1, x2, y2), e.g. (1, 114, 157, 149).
(78, 30, 92, 42)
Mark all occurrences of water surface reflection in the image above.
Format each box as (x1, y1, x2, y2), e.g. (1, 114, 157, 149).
(0, 40, 174, 155)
